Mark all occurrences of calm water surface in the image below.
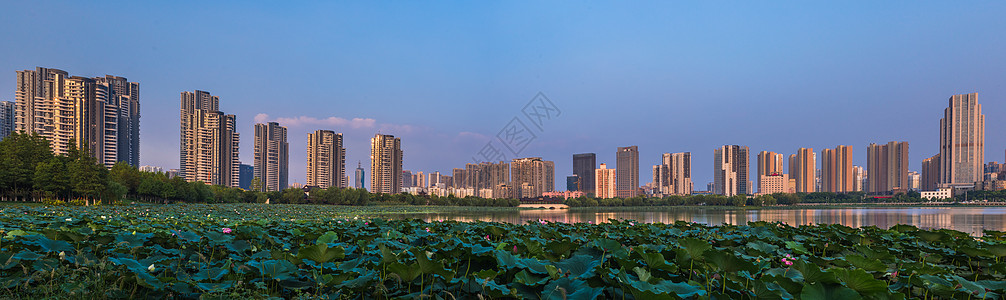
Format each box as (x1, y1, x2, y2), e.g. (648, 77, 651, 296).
(373, 207, 1006, 236)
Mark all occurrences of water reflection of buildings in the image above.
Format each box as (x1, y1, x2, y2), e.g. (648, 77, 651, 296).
(380, 207, 1006, 236)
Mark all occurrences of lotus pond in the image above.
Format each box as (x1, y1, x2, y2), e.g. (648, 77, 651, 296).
(3, 203, 1006, 299)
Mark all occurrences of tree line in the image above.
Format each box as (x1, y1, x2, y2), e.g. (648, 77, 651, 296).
(0, 132, 519, 207)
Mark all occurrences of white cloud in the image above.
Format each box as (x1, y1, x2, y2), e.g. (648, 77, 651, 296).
(253, 113, 414, 133)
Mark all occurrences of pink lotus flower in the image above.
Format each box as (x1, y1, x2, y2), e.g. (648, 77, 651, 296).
(629, 222, 635, 226)
(222, 228, 232, 234)
(425, 227, 431, 233)
(588, 221, 593, 224)
(781, 257, 793, 266)
(513, 245, 517, 252)
(484, 235, 490, 241)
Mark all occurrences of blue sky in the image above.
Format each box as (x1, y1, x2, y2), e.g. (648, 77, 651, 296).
(2, 1, 1004, 190)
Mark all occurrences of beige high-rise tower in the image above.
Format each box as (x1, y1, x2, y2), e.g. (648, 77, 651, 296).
(254, 122, 289, 192)
(940, 93, 985, 187)
(657, 152, 692, 196)
(180, 90, 240, 187)
(511, 157, 555, 198)
(714, 145, 750, 196)
(757, 151, 784, 193)
(370, 134, 403, 194)
(867, 141, 909, 193)
(792, 148, 816, 193)
(306, 130, 345, 189)
(820, 145, 853, 193)
(595, 163, 617, 199)
(16, 67, 141, 168)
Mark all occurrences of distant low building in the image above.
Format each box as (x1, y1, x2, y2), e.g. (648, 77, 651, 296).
(543, 190, 586, 199)
(921, 188, 953, 200)
(139, 165, 164, 173)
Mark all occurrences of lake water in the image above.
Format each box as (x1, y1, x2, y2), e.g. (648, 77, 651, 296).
(375, 207, 1006, 236)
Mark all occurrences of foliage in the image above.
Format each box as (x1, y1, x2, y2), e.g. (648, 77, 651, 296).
(2, 203, 1006, 299)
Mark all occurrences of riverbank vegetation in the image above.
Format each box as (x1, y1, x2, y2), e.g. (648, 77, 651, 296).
(2, 203, 1006, 299)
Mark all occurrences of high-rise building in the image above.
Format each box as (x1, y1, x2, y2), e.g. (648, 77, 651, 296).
(94, 75, 141, 167)
(0, 101, 14, 140)
(180, 90, 240, 187)
(757, 151, 784, 193)
(820, 145, 853, 193)
(713, 145, 750, 196)
(758, 173, 790, 194)
(370, 134, 402, 194)
(921, 154, 941, 191)
(940, 93, 985, 187)
(460, 161, 510, 196)
(867, 141, 909, 193)
(511, 157, 555, 198)
(908, 171, 921, 191)
(16, 67, 140, 167)
(791, 148, 816, 193)
(595, 163, 617, 199)
(254, 122, 289, 192)
(566, 175, 580, 192)
(239, 164, 254, 190)
(853, 165, 865, 192)
(355, 162, 365, 189)
(656, 152, 692, 196)
(572, 153, 597, 194)
(402, 170, 413, 188)
(616, 146, 639, 198)
(306, 130, 345, 189)
(452, 168, 465, 188)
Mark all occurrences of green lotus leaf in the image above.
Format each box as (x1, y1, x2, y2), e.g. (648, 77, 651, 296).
(387, 262, 421, 282)
(191, 267, 229, 281)
(316, 231, 339, 245)
(514, 269, 549, 286)
(844, 254, 886, 272)
(22, 234, 73, 253)
(784, 241, 810, 255)
(679, 238, 711, 260)
(554, 254, 600, 279)
(13, 250, 43, 261)
(195, 282, 232, 292)
(543, 277, 604, 300)
(832, 268, 888, 295)
(247, 259, 298, 281)
(800, 282, 862, 300)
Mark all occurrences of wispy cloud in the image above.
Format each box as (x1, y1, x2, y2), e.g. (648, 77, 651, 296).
(253, 113, 417, 134)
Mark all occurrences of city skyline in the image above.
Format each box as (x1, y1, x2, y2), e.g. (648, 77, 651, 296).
(2, 2, 1006, 191)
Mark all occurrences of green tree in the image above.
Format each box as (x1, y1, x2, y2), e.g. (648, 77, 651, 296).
(33, 156, 70, 199)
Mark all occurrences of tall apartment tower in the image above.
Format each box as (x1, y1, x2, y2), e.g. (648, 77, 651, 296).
(867, 141, 909, 193)
(306, 130, 345, 189)
(757, 151, 784, 193)
(921, 154, 941, 191)
(820, 145, 853, 193)
(511, 157, 555, 198)
(254, 122, 289, 192)
(790, 148, 816, 193)
(940, 93, 985, 187)
(853, 165, 865, 192)
(354, 162, 365, 189)
(94, 75, 140, 167)
(595, 163, 617, 199)
(572, 153, 597, 194)
(370, 134, 403, 194)
(0, 101, 13, 140)
(180, 90, 240, 187)
(16, 67, 140, 167)
(616, 146, 639, 198)
(713, 145, 750, 196)
(656, 152, 692, 196)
